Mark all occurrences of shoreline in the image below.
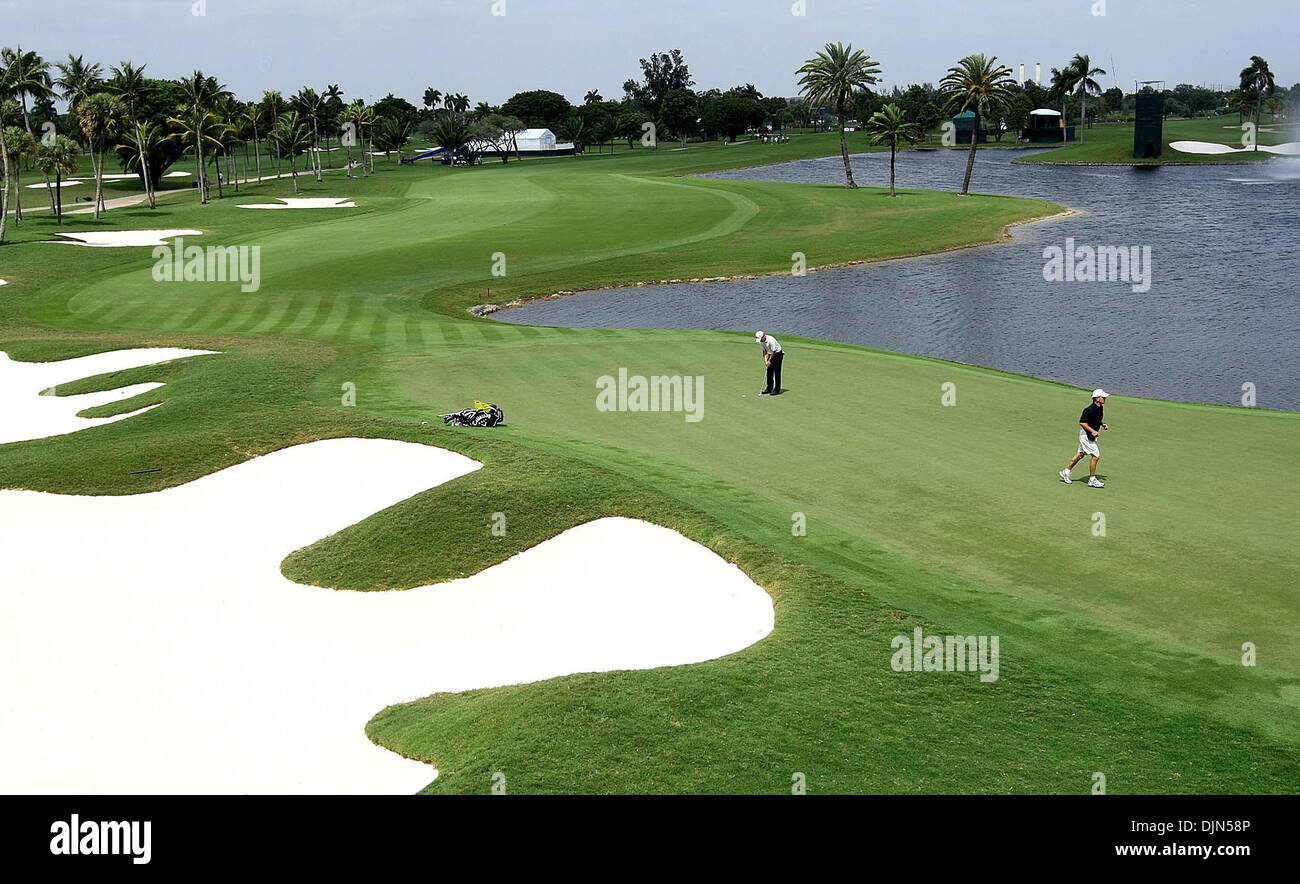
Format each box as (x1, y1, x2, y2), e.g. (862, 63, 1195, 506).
(467, 206, 1075, 318)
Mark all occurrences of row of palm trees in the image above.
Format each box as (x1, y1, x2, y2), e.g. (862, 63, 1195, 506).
(798, 44, 1117, 196)
(1, 48, 399, 241)
(799, 44, 1024, 195)
(1048, 54, 1106, 144)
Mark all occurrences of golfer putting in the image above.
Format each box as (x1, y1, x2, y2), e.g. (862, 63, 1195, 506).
(1061, 389, 1110, 488)
(756, 331, 784, 396)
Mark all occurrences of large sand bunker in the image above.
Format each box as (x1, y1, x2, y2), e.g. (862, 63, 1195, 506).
(0, 384, 773, 792)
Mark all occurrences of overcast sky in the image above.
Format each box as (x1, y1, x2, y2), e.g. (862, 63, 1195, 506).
(4, 0, 1294, 106)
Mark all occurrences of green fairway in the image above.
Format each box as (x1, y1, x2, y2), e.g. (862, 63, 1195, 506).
(1, 133, 1296, 794)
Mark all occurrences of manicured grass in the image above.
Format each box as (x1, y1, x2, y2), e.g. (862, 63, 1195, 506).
(1, 132, 1295, 794)
(1017, 116, 1289, 165)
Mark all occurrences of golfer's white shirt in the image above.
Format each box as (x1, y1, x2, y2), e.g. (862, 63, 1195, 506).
(760, 336, 782, 355)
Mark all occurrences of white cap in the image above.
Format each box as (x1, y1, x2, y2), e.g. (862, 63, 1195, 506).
(756, 331, 765, 341)
(1092, 389, 1109, 399)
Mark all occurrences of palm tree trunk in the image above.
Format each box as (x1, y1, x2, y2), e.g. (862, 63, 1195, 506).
(92, 145, 104, 220)
(253, 126, 262, 180)
(137, 122, 156, 209)
(13, 162, 22, 222)
(313, 120, 323, 181)
(889, 140, 897, 197)
(291, 157, 300, 194)
(960, 111, 979, 195)
(1254, 100, 1262, 151)
(838, 110, 857, 189)
(195, 122, 207, 204)
(0, 125, 9, 244)
(56, 170, 62, 223)
(1080, 93, 1087, 144)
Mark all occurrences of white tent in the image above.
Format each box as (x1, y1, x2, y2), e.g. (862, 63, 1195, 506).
(515, 128, 558, 151)
(1029, 108, 1062, 116)
(466, 128, 576, 155)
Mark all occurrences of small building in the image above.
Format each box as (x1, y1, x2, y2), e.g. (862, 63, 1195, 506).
(952, 110, 988, 145)
(1022, 108, 1075, 143)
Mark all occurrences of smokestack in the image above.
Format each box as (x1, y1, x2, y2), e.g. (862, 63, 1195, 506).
(1035, 62, 1041, 85)
(1019, 63, 1026, 86)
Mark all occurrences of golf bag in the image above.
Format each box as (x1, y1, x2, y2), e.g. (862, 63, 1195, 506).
(442, 402, 505, 428)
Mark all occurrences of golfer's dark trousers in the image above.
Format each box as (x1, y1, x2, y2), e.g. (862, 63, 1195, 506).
(765, 351, 784, 394)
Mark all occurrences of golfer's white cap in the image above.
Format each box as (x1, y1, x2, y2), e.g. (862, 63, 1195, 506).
(756, 331, 765, 340)
(1092, 389, 1109, 399)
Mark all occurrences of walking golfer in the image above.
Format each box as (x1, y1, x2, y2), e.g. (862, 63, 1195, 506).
(1061, 389, 1110, 488)
(756, 332, 784, 395)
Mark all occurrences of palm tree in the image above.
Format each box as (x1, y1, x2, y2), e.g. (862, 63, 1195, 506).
(354, 102, 377, 175)
(113, 120, 171, 202)
(340, 101, 366, 178)
(54, 54, 104, 114)
(178, 71, 229, 202)
(449, 93, 470, 116)
(168, 106, 225, 202)
(241, 104, 265, 182)
(76, 92, 126, 218)
(293, 87, 325, 181)
(1047, 66, 1076, 144)
(1, 47, 53, 134)
(423, 87, 442, 112)
(865, 103, 920, 197)
(107, 60, 156, 208)
(262, 90, 285, 175)
(34, 134, 79, 223)
(4, 125, 34, 221)
(377, 115, 415, 160)
(1067, 54, 1106, 144)
(1239, 56, 1275, 151)
(584, 90, 603, 104)
(270, 111, 311, 194)
(2, 47, 57, 211)
(939, 53, 1016, 195)
(322, 84, 344, 168)
(797, 42, 882, 188)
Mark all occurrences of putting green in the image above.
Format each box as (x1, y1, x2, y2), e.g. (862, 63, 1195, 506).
(1, 134, 1295, 793)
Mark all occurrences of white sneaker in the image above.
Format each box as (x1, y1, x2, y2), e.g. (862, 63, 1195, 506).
(1059, 469, 1072, 484)
(1087, 477, 1105, 488)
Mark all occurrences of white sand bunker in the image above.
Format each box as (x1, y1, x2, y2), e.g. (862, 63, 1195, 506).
(0, 280, 6, 286)
(48, 229, 203, 247)
(27, 179, 84, 188)
(237, 197, 356, 210)
(0, 348, 219, 445)
(0, 437, 774, 794)
(1170, 140, 1300, 156)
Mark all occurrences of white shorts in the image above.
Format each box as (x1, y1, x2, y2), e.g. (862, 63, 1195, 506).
(1078, 430, 1100, 458)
